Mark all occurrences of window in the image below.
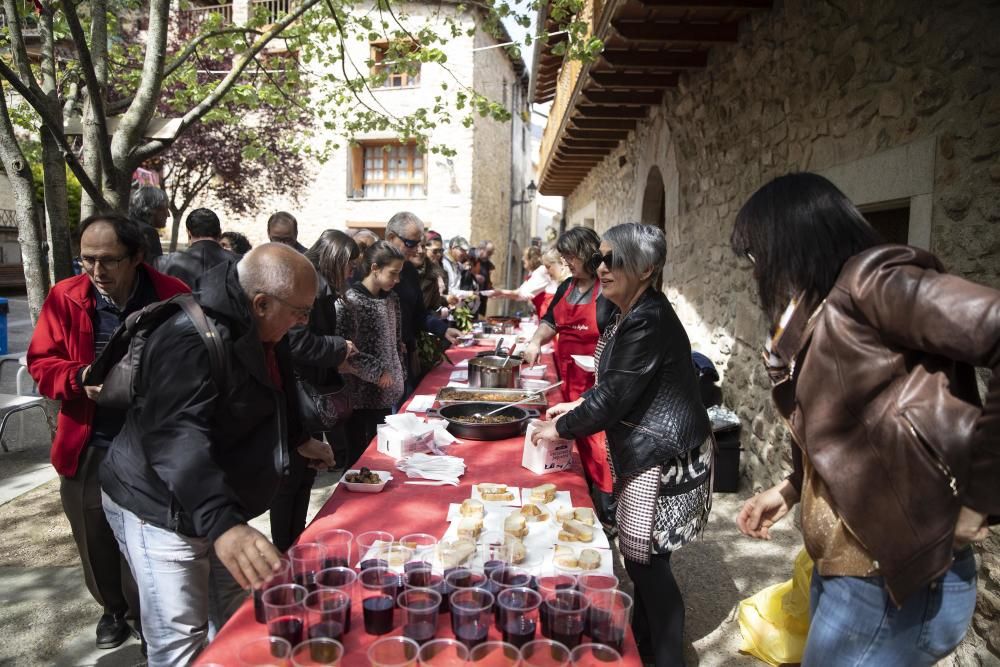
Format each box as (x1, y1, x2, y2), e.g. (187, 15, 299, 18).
(371, 42, 420, 89)
(350, 142, 426, 199)
(862, 205, 910, 245)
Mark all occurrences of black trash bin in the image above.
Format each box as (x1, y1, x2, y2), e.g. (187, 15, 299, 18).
(712, 423, 742, 493)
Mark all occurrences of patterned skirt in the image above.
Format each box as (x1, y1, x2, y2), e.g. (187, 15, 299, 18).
(611, 438, 713, 564)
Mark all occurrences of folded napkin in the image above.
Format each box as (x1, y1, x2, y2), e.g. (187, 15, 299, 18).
(396, 452, 466, 484)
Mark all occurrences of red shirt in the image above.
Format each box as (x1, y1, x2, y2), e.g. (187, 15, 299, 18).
(27, 266, 189, 477)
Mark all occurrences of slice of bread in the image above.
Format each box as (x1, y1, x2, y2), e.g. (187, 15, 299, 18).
(562, 519, 594, 542)
(504, 536, 527, 564)
(530, 483, 557, 503)
(554, 554, 578, 569)
(519, 503, 549, 522)
(439, 539, 477, 568)
(573, 508, 596, 526)
(457, 516, 483, 539)
(556, 508, 576, 523)
(578, 548, 601, 570)
(504, 513, 528, 538)
(461, 499, 485, 516)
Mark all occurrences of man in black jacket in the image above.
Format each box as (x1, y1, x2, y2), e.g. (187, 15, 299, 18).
(100, 244, 335, 667)
(385, 212, 460, 400)
(154, 208, 234, 288)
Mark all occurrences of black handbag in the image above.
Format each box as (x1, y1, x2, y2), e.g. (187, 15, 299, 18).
(296, 374, 353, 434)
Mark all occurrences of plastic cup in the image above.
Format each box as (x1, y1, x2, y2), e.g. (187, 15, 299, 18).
(305, 588, 351, 643)
(238, 635, 292, 666)
(450, 587, 495, 650)
(569, 643, 622, 666)
(418, 638, 469, 666)
(520, 639, 571, 667)
(489, 566, 533, 624)
(480, 531, 513, 574)
(254, 557, 292, 624)
(262, 583, 308, 649)
(497, 587, 541, 649)
(398, 588, 442, 646)
(368, 636, 420, 667)
(401, 533, 438, 570)
(316, 529, 354, 570)
(544, 590, 588, 650)
(575, 574, 618, 640)
(359, 566, 399, 635)
(289, 543, 328, 592)
(292, 637, 345, 666)
(445, 567, 488, 616)
(536, 575, 577, 638)
(357, 531, 394, 570)
(315, 567, 357, 634)
(468, 641, 521, 666)
(586, 590, 632, 655)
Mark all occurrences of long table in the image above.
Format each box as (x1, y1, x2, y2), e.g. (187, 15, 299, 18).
(196, 342, 640, 666)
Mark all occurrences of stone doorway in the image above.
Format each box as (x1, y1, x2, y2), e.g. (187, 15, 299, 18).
(641, 166, 666, 290)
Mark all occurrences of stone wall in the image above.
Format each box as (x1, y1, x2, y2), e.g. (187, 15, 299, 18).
(561, 0, 1000, 660)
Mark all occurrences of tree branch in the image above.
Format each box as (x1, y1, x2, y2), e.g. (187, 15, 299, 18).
(132, 0, 323, 166)
(60, 0, 115, 188)
(2, 0, 43, 96)
(164, 27, 264, 80)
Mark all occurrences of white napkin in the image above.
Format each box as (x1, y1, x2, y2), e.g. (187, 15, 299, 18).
(449, 370, 468, 381)
(396, 452, 466, 484)
(405, 395, 436, 413)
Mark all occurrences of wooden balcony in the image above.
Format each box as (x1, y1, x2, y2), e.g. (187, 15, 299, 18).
(532, 0, 772, 196)
(179, 3, 235, 29)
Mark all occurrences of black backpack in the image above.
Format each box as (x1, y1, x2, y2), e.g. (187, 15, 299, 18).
(86, 294, 226, 409)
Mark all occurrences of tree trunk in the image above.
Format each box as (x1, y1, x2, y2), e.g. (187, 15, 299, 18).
(0, 94, 47, 322)
(80, 93, 104, 219)
(80, 0, 108, 220)
(40, 127, 73, 283)
(169, 210, 183, 252)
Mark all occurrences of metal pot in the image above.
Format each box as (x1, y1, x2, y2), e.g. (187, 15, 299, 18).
(428, 403, 540, 440)
(468, 355, 523, 389)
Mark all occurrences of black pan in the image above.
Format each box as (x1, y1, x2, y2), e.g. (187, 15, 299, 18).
(427, 403, 540, 441)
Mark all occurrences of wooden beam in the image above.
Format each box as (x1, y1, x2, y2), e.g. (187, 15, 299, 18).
(566, 128, 631, 140)
(601, 50, 709, 69)
(557, 147, 613, 156)
(562, 138, 621, 149)
(582, 90, 664, 106)
(590, 72, 679, 89)
(636, 0, 770, 7)
(611, 20, 739, 44)
(576, 105, 649, 119)
(570, 118, 638, 130)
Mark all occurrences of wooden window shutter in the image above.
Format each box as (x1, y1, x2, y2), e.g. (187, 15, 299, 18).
(350, 145, 364, 197)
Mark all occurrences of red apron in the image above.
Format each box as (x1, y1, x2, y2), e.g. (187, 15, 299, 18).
(532, 290, 554, 318)
(551, 280, 613, 493)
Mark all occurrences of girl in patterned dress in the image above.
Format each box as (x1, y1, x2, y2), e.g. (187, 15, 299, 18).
(336, 241, 407, 465)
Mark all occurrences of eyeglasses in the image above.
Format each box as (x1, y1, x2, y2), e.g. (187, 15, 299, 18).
(264, 293, 312, 319)
(587, 251, 614, 273)
(398, 236, 423, 249)
(78, 255, 130, 271)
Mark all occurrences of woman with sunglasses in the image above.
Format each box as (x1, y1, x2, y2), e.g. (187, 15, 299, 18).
(523, 226, 616, 524)
(733, 173, 997, 666)
(272, 230, 361, 550)
(531, 222, 712, 666)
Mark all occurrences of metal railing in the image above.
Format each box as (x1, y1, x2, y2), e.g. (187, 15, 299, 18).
(251, 0, 292, 24)
(179, 3, 235, 29)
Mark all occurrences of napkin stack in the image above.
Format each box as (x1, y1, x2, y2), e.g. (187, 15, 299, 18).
(396, 452, 466, 485)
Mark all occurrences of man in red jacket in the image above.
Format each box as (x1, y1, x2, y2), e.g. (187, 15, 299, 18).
(27, 213, 189, 649)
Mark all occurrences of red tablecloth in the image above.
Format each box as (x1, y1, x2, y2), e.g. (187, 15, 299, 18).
(196, 343, 641, 666)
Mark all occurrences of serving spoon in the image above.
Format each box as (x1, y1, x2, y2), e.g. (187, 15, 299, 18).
(472, 381, 564, 418)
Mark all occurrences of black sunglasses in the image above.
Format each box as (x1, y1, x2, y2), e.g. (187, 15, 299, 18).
(588, 251, 614, 272)
(399, 236, 422, 249)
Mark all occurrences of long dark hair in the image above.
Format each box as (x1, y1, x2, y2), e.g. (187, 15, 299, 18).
(305, 229, 359, 294)
(731, 172, 883, 325)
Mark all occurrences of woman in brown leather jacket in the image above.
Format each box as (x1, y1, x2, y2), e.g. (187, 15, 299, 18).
(733, 172, 997, 666)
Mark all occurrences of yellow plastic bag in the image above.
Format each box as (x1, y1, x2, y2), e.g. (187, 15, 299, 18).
(737, 548, 814, 666)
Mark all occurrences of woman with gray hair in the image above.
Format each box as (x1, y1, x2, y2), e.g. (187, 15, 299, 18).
(532, 222, 712, 666)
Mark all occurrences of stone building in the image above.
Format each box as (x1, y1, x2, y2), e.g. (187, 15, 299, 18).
(184, 0, 534, 291)
(531, 0, 1000, 660)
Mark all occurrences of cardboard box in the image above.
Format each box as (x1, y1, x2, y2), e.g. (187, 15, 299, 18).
(376, 424, 435, 459)
(522, 420, 573, 475)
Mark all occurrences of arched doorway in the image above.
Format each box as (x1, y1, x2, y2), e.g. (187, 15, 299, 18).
(640, 166, 666, 289)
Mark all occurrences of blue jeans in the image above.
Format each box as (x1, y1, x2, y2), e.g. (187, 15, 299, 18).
(803, 548, 977, 666)
(102, 493, 246, 667)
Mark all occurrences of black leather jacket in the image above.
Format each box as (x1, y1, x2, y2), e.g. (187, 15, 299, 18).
(154, 239, 235, 289)
(101, 261, 306, 541)
(557, 288, 710, 487)
(288, 274, 349, 389)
